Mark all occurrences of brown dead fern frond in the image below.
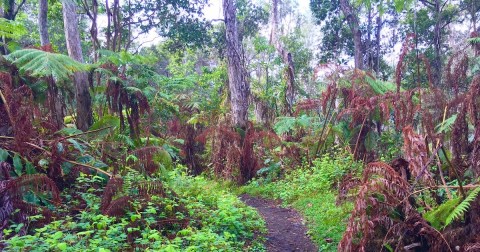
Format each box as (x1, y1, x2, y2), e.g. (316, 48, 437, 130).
(103, 195, 132, 216)
(100, 177, 124, 213)
(402, 126, 435, 186)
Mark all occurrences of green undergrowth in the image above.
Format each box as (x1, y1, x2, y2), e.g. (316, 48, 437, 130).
(3, 166, 266, 252)
(240, 152, 361, 251)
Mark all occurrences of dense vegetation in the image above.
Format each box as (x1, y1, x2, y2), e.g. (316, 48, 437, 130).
(1, 0, 480, 251)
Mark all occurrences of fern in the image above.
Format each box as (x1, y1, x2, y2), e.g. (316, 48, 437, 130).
(444, 186, 480, 228)
(365, 76, 397, 95)
(467, 37, 480, 45)
(0, 18, 27, 40)
(435, 114, 458, 134)
(5, 49, 88, 81)
(424, 197, 462, 229)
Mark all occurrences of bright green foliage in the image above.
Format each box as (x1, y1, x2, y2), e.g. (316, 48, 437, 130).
(5, 49, 87, 81)
(424, 197, 462, 229)
(435, 114, 458, 134)
(242, 151, 361, 251)
(444, 187, 480, 228)
(3, 166, 266, 251)
(365, 76, 398, 95)
(424, 187, 480, 230)
(0, 18, 27, 40)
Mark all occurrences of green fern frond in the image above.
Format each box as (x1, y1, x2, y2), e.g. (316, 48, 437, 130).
(365, 76, 397, 95)
(424, 197, 461, 229)
(0, 18, 27, 40)
(5, 49, 88, 81)
(435, 114, 458, 134)
(444, 186, 480, 228)
(467, 37, 480, 44)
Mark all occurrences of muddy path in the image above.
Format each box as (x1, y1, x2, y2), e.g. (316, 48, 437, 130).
(240, 194, 318, 252)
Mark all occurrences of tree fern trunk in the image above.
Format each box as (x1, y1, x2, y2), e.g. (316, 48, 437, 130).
(62, 0, 93, 131)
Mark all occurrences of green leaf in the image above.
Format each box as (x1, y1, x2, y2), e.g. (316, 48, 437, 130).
(435, 114, 457, 134)
(0, 18, 27, 40)
(0, 148, 9, 162)
(56, 127, 83, 136)
(57, 242, 67, 251)
(52, 231, 63, 240)
(25, 162, 36, 175)
(13, 154, 22, 176)
(67, 139, 85, 154)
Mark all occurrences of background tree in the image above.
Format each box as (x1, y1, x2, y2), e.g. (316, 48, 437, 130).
(62, 0, 93, 130)
(223, 0, 250, 129)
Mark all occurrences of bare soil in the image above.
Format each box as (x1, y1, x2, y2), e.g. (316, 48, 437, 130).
(240, 194, 318, 252)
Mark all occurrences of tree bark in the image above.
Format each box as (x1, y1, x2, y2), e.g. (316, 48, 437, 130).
(47, 77, 64, 130)
(270, 0, 295, 116)
(62, 0, 93, 131)
(432, 0, 442, 87)
(223, 0, 250, 129)
(339, 0, 364, 70)
(38, 0, 49, 46)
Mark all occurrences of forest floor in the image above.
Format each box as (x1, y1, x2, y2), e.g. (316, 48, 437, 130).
(240, 194, 318, 252)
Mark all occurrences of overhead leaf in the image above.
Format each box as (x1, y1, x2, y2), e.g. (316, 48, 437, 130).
(5, 49, 88, 81)
(0, 18, 27, 40)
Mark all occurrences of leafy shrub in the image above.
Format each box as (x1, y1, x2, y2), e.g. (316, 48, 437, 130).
(3, 165, 266, 251)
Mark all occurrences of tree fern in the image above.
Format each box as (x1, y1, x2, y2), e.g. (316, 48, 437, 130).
(444, 186, 480, 228)
(5, 49, 88, 81)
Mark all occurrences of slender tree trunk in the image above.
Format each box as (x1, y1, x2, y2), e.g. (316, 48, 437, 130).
(270, 0, 295, 116)
(432, 0, 442, 87)
(223, 0, 250, 129)
(62, 0, 93, 131)
(339, 0, 364, 70)
(375, 16, 382, 76)
(38, 0, 49, 46)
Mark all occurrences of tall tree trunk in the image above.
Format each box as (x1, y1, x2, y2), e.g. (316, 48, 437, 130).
(339, 0, 364, 70)
(62, 0, 93, 131)
(375, 16, 383, 76)
(38, 0, 49, 46)
(270, 0, 295, 116)
(432, 0, 442, 87)
(223, 0, 250, 129)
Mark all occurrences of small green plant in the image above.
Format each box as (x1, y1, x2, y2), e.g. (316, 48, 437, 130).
(242, 151, 360, 251)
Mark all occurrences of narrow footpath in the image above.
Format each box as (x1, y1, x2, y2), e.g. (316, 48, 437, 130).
(240, 194, 318, 252)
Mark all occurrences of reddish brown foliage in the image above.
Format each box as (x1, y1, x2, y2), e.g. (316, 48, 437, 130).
(402, 126, 435, 185)
(395, 34, 415, 93)
(339, 162, 449, 251)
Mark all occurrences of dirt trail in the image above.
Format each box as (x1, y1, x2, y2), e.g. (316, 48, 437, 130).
(240, 194, 318, 252)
